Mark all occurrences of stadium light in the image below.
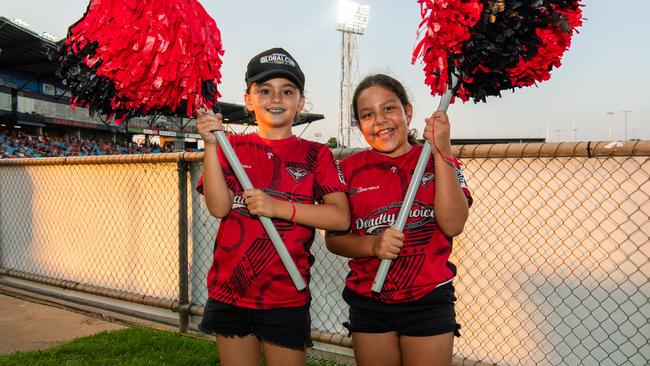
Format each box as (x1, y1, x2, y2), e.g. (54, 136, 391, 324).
(337, 0, 370, 35)
(13, 18, 30, 27)
(606, 111, 614, 141)
(336, 0, 370, 147)
(620, 110, 631, 141)
(41, 32, 58, 41)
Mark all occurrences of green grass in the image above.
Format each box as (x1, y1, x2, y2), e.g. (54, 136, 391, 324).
(0, 326, 339, 365)
(0, 327, 218, 365)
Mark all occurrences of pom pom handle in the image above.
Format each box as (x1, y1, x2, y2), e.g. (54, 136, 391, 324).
(212, 131, 307, 291)
(372, 74, 458, 294)
(436, 73, 457, 112)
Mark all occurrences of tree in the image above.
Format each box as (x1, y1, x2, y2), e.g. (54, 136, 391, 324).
(326, 137, 339, 148)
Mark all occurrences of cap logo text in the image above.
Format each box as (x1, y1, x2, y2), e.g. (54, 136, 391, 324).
(260, 53, 297, 67)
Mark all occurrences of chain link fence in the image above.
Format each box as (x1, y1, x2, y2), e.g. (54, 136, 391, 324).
(1, 141, 648, 365)
(0, 156, 182, 300)
(449, 149, 649, 366)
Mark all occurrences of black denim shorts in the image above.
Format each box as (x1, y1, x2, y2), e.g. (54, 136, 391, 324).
(199, 298, 313, 350)
(343, 282, 461, 337)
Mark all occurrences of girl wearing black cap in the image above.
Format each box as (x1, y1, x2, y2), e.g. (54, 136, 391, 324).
(195, 48, 349, 366)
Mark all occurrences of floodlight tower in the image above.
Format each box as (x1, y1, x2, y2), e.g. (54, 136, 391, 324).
(606, 112, 614, 141)
(337, 0, 370, 147)
(621, 110, 631, 141)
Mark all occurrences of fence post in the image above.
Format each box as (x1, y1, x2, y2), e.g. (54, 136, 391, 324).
(177, 159, 189, 333)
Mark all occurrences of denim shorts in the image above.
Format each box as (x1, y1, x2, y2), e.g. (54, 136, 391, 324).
(199, 298, 313, 350)
(342, 282, 460, 337)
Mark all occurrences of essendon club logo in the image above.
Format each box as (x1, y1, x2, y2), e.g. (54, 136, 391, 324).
(421, 172, 435, 188)
(285, 162, 310, 183)
(355, 200, 435, 234)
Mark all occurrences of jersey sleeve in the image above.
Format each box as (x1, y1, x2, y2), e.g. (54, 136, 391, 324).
(313, 145, 347, 202)
(455, 165, 473, 207)
(196, 175, 205, 195)
(195, 134, 239, 195)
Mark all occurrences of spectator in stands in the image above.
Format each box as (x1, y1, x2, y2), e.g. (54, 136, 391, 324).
(0, 128, 184, 159)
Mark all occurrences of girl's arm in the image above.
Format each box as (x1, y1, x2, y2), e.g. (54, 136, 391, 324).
(197, 112, 233, 218)
(242, 190, 350, 231)
(424, 111, 469, 237)
(325, 228, 404, 259)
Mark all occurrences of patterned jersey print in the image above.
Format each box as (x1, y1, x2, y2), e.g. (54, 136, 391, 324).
(340, 145, 472, 303)
(197, 133, 346, 309)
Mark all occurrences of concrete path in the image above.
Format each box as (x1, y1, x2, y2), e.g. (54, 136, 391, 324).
(0, 293, 125, 355)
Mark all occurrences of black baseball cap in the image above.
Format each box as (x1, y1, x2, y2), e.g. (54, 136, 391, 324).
(245, 48, 305, 92)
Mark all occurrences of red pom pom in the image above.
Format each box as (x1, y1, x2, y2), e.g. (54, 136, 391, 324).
(65, 0, 223, 121)
(507, 3, 584, 88)
(412, 0, 584, 103)
(412, 0, 483, 102)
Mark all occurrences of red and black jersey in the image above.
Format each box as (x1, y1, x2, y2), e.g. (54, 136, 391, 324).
(197, 133, 346, 309)
(340, 145, 472, 304)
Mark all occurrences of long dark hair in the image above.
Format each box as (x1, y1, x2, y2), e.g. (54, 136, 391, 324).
(352, 74, 419, 145)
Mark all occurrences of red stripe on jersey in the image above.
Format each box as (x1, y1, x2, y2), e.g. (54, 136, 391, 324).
(340, 145, 472, 303)
(197, 133, 346, 309)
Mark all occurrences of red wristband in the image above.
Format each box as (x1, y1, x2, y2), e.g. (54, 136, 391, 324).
(431, 121, 462, 167)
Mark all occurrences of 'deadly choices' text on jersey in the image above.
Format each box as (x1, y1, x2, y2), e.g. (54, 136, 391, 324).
(197, 133, 346, 309)
(340, 145, 472, 303)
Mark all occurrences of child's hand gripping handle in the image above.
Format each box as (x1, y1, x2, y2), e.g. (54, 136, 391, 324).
(371, 74, 458, 294)
(212, 130, 307, 291)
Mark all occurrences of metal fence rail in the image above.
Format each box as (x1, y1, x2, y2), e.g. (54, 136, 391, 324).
(1, 142, 648, 366)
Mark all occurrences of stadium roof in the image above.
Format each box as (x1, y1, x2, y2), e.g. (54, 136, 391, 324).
(0, 16, 323, 126)
(0, 17, 60, 83)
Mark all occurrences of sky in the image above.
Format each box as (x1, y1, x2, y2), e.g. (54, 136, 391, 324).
(2, 1, 649, 145)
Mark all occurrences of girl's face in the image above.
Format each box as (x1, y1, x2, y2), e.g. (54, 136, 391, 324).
(244, 78, 305, 136)
(356, 85, 413, 158)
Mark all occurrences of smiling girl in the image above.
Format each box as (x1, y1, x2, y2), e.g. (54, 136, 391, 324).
(326, 74, 472, 366)
(195, 48, 349, 366)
